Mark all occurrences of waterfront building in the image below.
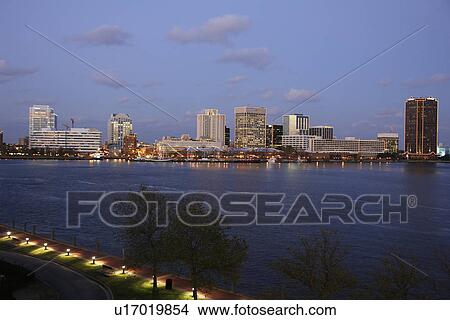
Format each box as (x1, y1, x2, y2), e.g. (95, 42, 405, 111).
(234, 106, 267, 148)
(437, 143, 446, 157)
(18, 137, 29, 146)
(309, 138, 384, 155)
(309, 126, 334, 140)
(266, 124, 283, 148)
(196, 108, 226, 146)
(404, 97, 438, 156)
(282, 134, 318, 151)
(123, 133, 138, 157)
(225, 126, 230, 146)
(377, 133, 399, 153)
(157, 134, 223, 154)
(0, 129, 3, 146)
(28, 128, 101, 153)
(282, 114, 309, 135)
(29, 105, 57, 146)
(107, 113, 133, 149)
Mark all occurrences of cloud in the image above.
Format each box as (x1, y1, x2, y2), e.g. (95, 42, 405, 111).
(218, 47, 271, 70)
(142, 80, 162, 88)
(90, 72, 127, 89)
(375, 108, 402, 119)
(284, 88, 318, 103)
(377, 79, 391, 87)
(118, 96, 130, 104)
(0, 59, 37, 83)
(260, 89, 273, 100)
(351, 120, 377, 128)
(402, 73, 450, 88)
(71, 25, 130, 46)
(226, 75, 247, 85)
(168, 14, 250, 44)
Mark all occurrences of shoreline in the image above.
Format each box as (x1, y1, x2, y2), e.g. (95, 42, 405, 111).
(1, 156, 449, 164)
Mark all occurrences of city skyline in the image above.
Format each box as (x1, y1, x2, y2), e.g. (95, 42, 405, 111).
(1, 1, 449, 144)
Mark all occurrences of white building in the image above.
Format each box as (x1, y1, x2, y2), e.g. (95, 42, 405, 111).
(29, 105, 57, 145)
(29, 128, 102, 153)
(282, 135, 319, 151)
(282, 114, 309, 135)
(377, 133, 399, 153)
(107, 113, 133, 149)
(196, 108, 226, 146)
(157, 134, 223, 154)
(309, 138, 384, 154)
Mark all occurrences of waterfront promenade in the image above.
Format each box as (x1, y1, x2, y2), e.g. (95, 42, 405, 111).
(0, 224, 246, 300)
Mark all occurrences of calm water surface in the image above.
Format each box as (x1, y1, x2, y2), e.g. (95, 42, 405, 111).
(1, 160, 449, 296)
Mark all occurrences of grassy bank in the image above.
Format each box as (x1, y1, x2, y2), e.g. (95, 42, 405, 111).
(0, 237, 191, 299)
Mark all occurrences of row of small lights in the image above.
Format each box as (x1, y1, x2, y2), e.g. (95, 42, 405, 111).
(6, 231, 127, 274)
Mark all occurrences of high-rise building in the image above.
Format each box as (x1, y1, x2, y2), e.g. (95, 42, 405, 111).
(196, 109, 226, 146)
(107, 113, 133, 149)
(309, 126, 334, 140)
(234, 106, 267, 148)
(377, 133, 399, 153)
(29, 105, 57, 137)
(29, 128, 101, 153)
(0, 129, 3, 148)
(266, 124, 283, 148)
(282, 114, 309, 135)
(225, 126, 230, 146)
(404, 97, 438, 156)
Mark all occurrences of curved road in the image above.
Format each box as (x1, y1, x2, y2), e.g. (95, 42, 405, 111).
(0, 251, 111, 299)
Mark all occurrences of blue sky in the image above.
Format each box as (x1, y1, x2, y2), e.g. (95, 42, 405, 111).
(1, 0, 449, 146)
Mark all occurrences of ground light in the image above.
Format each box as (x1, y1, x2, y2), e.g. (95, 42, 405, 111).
(44, 243, 48, 250)
(6, 231, 11, 238)
(25, 237, 29, 244)
(66, 248, 71, 256)
(122, 265, 126, 274)
(92, 256, 96, 264)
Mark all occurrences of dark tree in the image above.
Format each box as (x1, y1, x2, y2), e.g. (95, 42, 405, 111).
(373, 253, 425, 299)
(167, 202, 248, 300)
(272, 229, 356, 299)
(121, 188, 171, 296)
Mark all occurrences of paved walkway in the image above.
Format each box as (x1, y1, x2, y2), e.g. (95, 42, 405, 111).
(0, 250, 111, 299)
(0, 225, 246, 299)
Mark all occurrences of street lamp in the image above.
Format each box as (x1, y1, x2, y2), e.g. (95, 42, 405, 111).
(25, 237, 29, 244)
(44, 243, 48, 250)
(66, 248, 71, 256)
(122, 265, 126, 274)
(92, 256, 96, 264)
(6, 231, 11, 238)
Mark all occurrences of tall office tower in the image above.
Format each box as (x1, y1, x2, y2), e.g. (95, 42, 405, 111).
(309, 126, 334, 140)
(107, 113, 133, 149)
(234, 106, 267, 148)
(282, 114, 309, 135)
(404, 97, 438, 156)
(0, 129, 3, 147)
(266, 124, 283, 148)
(196, 108, 226, 146)
(224, 126, 230, 146)
(29, 105, 57, 136)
